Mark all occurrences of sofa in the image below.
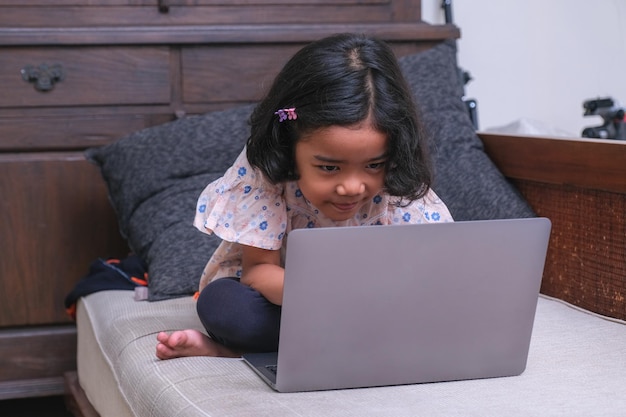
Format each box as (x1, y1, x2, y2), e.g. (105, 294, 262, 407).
(61, 35, 626, 417)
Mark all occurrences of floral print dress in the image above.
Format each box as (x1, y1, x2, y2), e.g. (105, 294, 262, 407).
(193, 148, 453, 291)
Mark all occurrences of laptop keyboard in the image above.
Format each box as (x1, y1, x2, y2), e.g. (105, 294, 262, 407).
(265, 365, 278, 375)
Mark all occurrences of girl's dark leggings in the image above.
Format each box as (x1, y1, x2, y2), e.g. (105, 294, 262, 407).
(196, 277, 281, 352)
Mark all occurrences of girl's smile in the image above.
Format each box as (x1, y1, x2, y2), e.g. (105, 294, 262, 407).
(294, 121, 388, 221)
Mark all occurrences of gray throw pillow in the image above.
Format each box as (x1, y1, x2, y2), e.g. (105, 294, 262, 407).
(86, 105, 253, 300)
(398, 41, 535, 220)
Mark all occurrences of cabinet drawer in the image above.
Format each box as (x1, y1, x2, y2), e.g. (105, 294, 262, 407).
(180, 42, 425, 106)
(182, 45, 302, 104)
(0, 107, 175, 151)
(1, 46, 170, 108)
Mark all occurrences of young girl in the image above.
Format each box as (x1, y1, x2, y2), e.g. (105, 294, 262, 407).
(156, 33, 453, 359)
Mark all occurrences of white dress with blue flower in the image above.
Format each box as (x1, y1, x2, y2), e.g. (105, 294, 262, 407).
(193, 148, 453, 291)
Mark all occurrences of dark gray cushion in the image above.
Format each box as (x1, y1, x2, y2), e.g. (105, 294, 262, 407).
(88, 41, 534, 301)
(399, 40, 535, 221)
(86, 105, 253, 300)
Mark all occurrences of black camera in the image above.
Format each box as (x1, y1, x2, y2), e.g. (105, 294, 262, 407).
(581, 97, 626, 140)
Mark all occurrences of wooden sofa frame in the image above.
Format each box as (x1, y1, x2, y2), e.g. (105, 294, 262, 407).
(480, 133, 625, 321)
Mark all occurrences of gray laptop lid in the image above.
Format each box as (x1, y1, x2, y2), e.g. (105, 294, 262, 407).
(246, 217, 551, 392)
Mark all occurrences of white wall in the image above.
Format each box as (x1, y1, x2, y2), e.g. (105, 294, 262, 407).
(422, 0, 626, 137)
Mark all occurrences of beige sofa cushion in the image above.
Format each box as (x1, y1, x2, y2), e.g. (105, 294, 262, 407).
(77, 291, 626, 417)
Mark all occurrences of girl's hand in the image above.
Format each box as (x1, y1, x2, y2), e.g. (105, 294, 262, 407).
(240, 245, 284, 305)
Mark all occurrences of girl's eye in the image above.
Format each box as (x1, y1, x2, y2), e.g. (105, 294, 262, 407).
(367, 162, 386, 170)
(318, 165, 339, 172)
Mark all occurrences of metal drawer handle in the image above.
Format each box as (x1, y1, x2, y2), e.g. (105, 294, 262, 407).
(21, 63, 65, 92)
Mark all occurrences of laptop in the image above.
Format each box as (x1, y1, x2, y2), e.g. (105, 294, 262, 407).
(243, 217, 552, 392)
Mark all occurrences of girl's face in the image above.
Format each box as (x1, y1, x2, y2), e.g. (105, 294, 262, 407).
(294, 121, 388, 221)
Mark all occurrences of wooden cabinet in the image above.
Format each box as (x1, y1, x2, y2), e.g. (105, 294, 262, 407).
(0, 0, 458, 400)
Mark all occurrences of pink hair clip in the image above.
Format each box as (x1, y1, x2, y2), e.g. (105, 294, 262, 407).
(275, 107, 297, 122)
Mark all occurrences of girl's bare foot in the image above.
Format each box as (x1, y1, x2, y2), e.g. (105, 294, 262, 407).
(155, 329, 240, 359)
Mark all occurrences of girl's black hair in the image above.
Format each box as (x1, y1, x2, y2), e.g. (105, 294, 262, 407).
(246, 33, 432, 202)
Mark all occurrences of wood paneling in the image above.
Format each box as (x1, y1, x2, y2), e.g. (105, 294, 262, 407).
(0, 326, 76, 399)
(0, 154, 128, 326)
(0, 1, 420, 27)
(480, 133, 626, 194)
